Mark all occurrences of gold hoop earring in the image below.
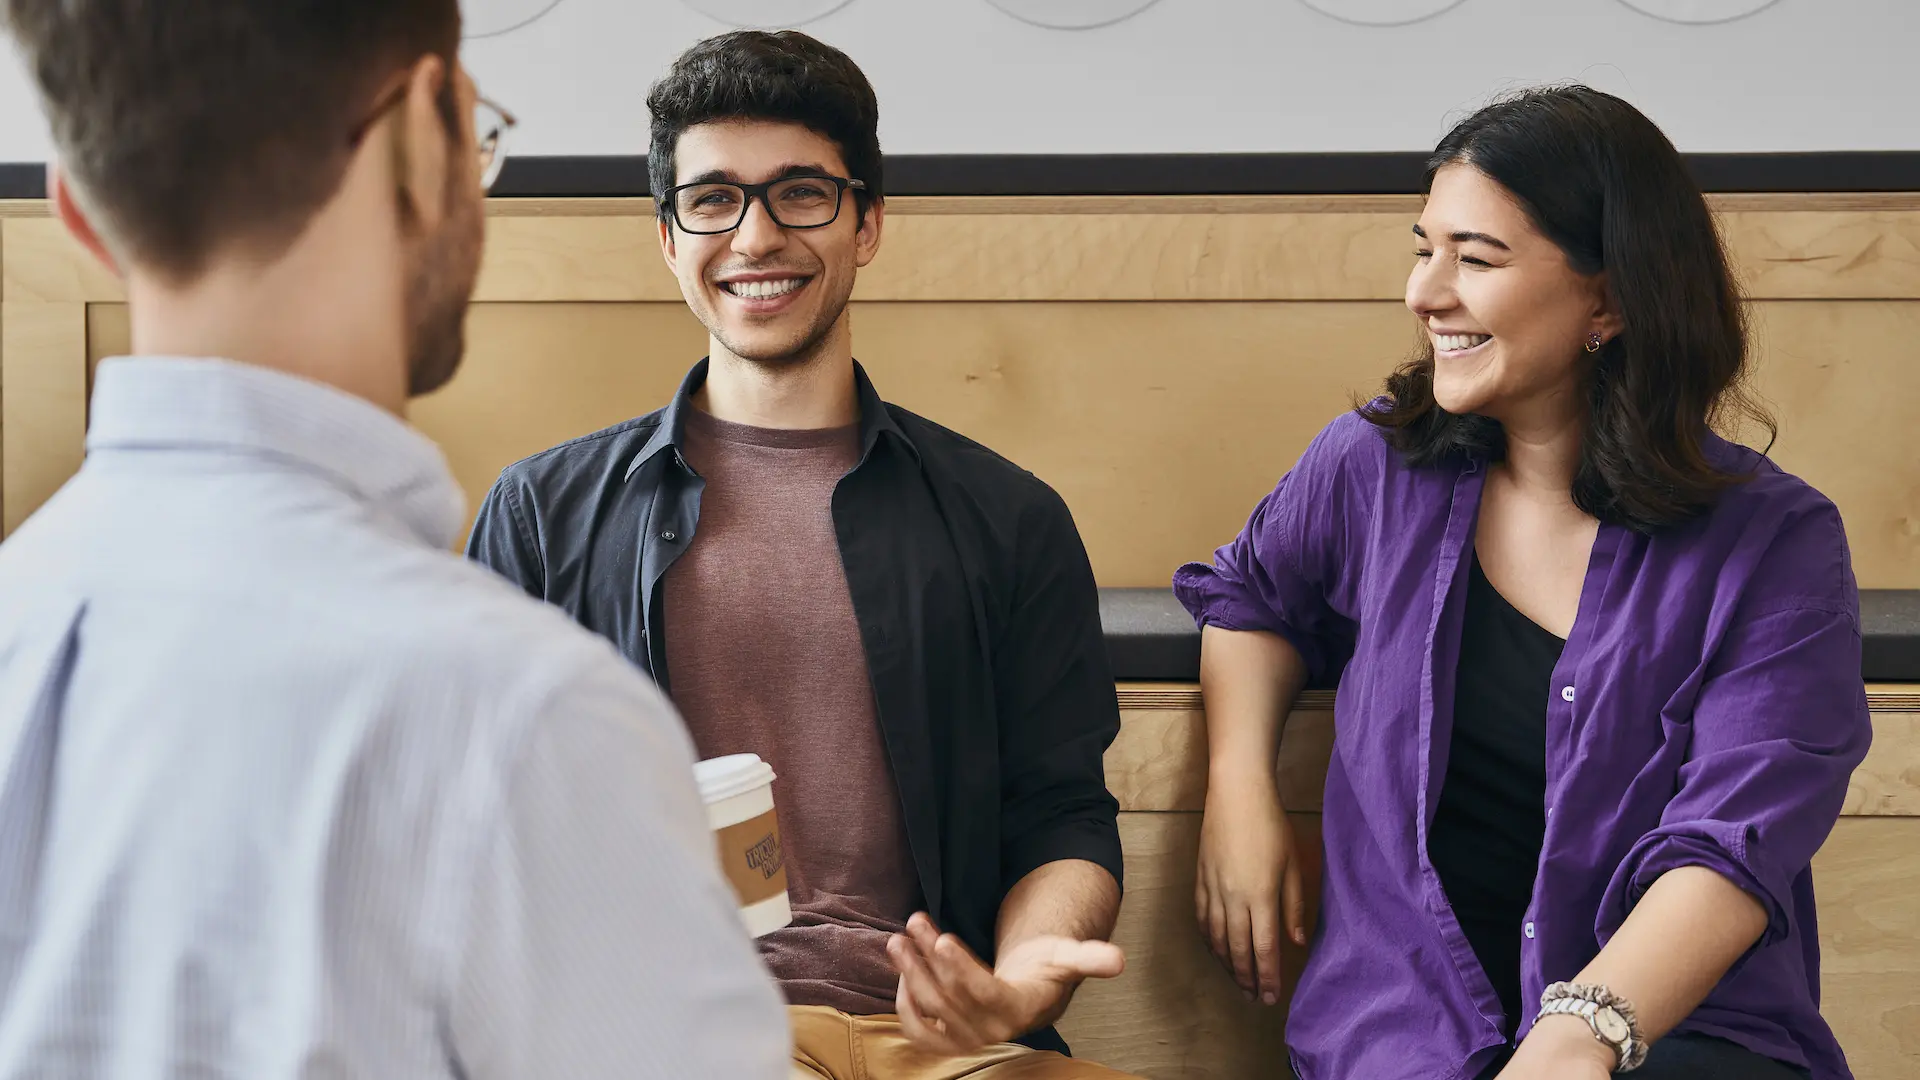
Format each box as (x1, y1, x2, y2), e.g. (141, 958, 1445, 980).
(1585, 333, 1604, 353)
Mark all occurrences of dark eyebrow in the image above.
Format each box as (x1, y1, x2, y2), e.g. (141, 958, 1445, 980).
(1451, 230, 1511, 251)
(681, 163, 839, 187)
(1410, 223, 1512, 251)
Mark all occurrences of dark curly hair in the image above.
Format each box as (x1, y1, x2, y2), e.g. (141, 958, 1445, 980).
(1362, 85, 1774, 533)
(646, 30, 882, 223)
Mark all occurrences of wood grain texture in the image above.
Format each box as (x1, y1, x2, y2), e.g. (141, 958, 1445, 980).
(475, 215, 679, 302)
(1110, 705, 1333, 813)
(1810, 818, 1920, 1079)
(2, 301, 86, 534)
(72, 296, 1920, 589)
(1745, 301, 1920, 589)
(2, 217, 122, 303)
(1721, 211, 1920, 300)
(1056, 811, 1315, 1080)
(1111, 683, 1920, 818)
(1843, 714, 1920, 817)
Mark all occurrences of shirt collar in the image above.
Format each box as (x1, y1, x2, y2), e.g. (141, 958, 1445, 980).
(86, 356, 468, 549)
(624, 357, 915, 481)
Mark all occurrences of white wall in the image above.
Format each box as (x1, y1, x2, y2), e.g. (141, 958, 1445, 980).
(1, 0, 1915, 163)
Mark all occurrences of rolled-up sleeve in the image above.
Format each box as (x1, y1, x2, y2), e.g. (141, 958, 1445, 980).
(1599, 513, 1872, 949)
(995, 486, 1124, 894)
(1172, 415, 1364, 687)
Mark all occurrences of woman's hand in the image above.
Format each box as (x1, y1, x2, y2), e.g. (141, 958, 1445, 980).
(1493, 1015, 1617, 1080)
(1195, 770, 1307, 1005)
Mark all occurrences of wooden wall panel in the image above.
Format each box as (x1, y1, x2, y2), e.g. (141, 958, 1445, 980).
(2, 301, 86, 534)
(1056, 811, 1316, 1080)
(408, 303, 709, 507)
(1746, 301, 1920, 589)
(73, 296, 1920, 588)
(1810, 818, 1920, 1079)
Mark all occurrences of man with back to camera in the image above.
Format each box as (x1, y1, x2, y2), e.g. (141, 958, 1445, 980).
(0, 3, 789, 1077)
(469, 29, 1142, 1080)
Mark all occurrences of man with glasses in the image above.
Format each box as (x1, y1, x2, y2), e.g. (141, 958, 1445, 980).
(470, 30, 1138, 1080)
(0, 3, 787, 1077)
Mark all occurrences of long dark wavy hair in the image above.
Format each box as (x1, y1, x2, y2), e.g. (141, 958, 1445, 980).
(1360, 86, 1774, 533)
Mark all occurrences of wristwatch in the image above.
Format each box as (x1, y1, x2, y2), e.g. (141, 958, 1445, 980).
(1537, 982, 1648, 1072)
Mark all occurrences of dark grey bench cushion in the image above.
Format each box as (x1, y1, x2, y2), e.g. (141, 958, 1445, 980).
(1100, 588, 1920, 683)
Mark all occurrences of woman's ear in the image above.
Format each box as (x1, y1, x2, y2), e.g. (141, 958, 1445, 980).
(49, 165, 122, 278)
(1590, 271, 1626, 344)
(390, 54, 453, 234)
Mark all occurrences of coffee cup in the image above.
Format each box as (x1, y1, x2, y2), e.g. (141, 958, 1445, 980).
(693, 753, 792, 937)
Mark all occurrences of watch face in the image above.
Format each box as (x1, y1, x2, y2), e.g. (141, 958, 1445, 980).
(1594, 1007, 1632, 1043)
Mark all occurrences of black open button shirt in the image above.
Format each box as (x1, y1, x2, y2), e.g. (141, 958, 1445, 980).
(467, 360, 1124, 1053)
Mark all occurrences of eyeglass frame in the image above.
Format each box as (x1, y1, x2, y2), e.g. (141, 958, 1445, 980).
(348, 77, 519, 194)
(662, 174, 870, 235)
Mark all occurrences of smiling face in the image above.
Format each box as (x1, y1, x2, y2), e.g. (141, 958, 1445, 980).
(658, 119, 882, 367)
(1406, 163, 1620, 426)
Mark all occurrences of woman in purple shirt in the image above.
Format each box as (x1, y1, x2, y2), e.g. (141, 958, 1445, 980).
(1176, 87, 1870, 1080)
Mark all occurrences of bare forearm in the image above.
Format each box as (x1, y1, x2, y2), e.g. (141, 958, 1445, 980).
(1570, 867, 1769, 1040)
(995, 859, 1121, 956)
(1200, 626, 1309, 792)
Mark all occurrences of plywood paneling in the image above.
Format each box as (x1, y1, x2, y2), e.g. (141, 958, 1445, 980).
(2, 301, 86, 532)
(1812, 818, 1920, 1079)
(1057, 812, 1316, 1080)
(851, 300, 1412, 587)
(1109, 706, 1334, 814)
(72, 296, 1920, 588)
(1746, 301, 1920, 589)
(411, 303, 710, 510)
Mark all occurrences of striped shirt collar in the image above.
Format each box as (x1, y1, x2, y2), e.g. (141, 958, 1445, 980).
(87, 356, 466, 549)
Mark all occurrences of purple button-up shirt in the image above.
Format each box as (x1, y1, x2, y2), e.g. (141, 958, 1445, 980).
(1174, 411, 1869, 1080)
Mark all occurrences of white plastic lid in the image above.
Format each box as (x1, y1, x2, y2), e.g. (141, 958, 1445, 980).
(693, 753, 776, 804)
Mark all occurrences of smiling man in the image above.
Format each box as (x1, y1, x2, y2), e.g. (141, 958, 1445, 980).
(468, 30, 1138, 1080)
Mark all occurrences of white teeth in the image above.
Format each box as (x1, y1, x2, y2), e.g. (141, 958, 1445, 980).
(1435, 333, 1490, 352)
(724, 278, 805, 299)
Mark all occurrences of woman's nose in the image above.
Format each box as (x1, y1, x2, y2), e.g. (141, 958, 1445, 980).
(1405, 259, 1455, 318)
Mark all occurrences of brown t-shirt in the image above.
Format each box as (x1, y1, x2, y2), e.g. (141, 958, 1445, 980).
(664, 407, 921, 1015)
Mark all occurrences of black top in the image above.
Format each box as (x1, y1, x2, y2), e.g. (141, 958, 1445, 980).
(466, 359, 1123, 1054)
(1429, 553, 1564, 1035)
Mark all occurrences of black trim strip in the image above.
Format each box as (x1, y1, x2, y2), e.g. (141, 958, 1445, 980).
(5, 152, 1919, 201)
(1103, 588, 1920, 683)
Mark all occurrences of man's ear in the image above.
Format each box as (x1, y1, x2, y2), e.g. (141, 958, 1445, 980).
(49, 165, 122, 278)
(658, 213, 679, 274)
(391, 54, 453, 233)
(854, 196, 884, 269)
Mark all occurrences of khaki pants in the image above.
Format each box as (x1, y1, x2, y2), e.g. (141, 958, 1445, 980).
(789, 1005, 1142, 1080)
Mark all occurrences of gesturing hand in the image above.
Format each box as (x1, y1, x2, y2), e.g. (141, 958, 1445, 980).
(885, 912, 1125, 1055)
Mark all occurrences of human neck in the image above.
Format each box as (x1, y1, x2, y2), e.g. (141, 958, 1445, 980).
(696, 317, 859, 430)
(124, 223, 409, 416)
(1491, 391, 1586, 504)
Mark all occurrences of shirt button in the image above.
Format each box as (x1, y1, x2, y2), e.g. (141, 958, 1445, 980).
(1560, 685, 1576, 703)
(1524, 922, 1536, 939)
(660, 530, 677, 542)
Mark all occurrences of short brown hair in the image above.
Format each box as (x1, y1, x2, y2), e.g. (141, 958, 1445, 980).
(4, 0, 462, 280)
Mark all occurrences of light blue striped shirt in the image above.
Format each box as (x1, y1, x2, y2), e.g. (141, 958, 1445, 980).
(0, 357, 790, 1079)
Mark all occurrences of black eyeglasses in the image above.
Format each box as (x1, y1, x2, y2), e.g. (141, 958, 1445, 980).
(664, 174, 868, 235)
